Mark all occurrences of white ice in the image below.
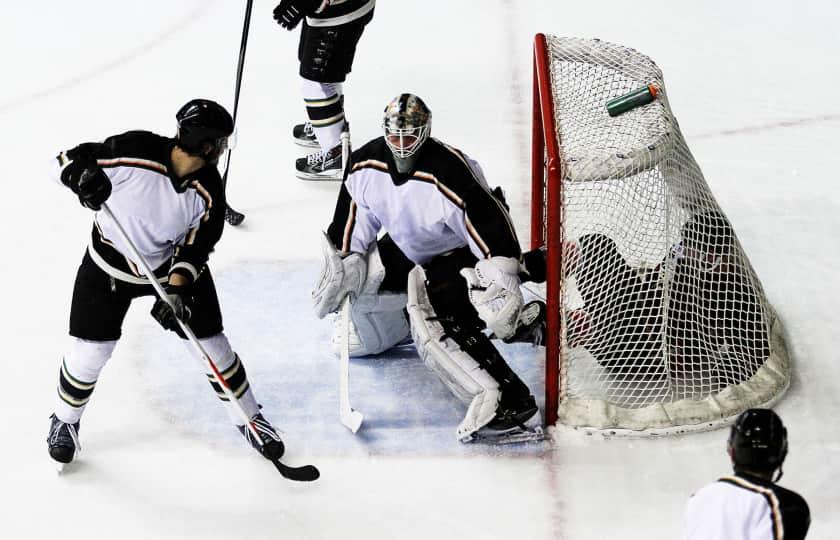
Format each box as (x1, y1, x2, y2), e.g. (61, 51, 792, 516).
(1, 1, 838, 538)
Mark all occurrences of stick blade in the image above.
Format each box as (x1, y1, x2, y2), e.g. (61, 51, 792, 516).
(340, 408, 364, 434)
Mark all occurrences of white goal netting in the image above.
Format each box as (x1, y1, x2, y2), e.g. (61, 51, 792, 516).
(538, 36, 790, 435)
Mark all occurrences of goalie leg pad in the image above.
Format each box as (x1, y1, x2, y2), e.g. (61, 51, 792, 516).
(332, 242, 411, 356)
(407, 266, 500, 440)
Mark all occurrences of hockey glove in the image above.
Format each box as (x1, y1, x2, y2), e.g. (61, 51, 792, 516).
(273, 0, 326, 30)
(75, 166, 112, 211)
(312, 232, 366, 318)
(59, 145, 112, 211)
(460, 256, 524, 341)
(151, 284, 194, 338)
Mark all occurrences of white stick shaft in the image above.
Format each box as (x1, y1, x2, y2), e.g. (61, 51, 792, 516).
(100, 203, 260, 439)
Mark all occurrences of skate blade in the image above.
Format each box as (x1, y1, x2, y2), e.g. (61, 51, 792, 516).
(462, 426, 545, 445)
(295, 171, 343, 181)
(294, 138, 320, 149)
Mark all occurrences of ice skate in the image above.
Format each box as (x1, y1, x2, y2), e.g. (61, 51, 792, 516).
(47, 414, 81, 469)
(463, 396, 544, 444)
(295, 143, 344, 181)
(292, 121, 319, 148)
(237, 413, 285, 461)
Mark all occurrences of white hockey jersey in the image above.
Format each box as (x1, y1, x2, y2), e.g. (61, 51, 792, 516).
(684, 474, 810, 540)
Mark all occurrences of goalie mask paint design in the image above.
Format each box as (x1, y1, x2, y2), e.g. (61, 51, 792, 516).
(382, 93, 431, 174)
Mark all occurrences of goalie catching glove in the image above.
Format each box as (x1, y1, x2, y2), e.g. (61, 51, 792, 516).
(460, 257, 524, 341)
(312, 232, 366, 319)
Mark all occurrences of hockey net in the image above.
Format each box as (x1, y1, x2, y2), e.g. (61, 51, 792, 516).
(531, 34, 790, 435)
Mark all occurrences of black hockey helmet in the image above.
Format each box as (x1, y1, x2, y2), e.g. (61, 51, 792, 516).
(728, 408, 788, 476)
(175, 99, 234, 162)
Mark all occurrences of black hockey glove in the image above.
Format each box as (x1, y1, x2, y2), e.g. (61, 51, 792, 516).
(59, 145, 111, 211)
(75, 166, 112, 211)
(151, 284, 194, 338)
(273, 0, 323, 30)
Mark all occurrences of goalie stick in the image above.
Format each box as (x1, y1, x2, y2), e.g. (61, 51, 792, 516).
(339, 296, 363, 433)
(100, 203, 319, 482)
(222, 0, 254, 227)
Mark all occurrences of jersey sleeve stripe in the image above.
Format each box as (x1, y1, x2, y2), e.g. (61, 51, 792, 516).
(341, 201, 357, 252)
(719, 476, 784, 540)
(97, 157, 168, 175)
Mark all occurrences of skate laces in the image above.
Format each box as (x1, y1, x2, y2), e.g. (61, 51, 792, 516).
(49, 416, 81, 453)
(305, 144, 342, 168)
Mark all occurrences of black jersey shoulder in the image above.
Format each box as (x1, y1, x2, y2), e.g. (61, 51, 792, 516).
(728, 473, 811, 540)
(413, 139, 482, 187)
(99, 130, 174, 168)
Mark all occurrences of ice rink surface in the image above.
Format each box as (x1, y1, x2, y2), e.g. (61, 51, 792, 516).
(1, 1, 838, 538)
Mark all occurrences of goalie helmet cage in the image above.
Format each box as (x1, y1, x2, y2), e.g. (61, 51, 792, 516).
(531, 34, 791, 436)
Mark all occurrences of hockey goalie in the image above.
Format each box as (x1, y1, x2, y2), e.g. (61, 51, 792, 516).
(311, 93, 543, 444)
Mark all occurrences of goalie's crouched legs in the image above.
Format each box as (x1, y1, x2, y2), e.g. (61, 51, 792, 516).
(407, 250, 541, 443)
(330, 241, 412, 357)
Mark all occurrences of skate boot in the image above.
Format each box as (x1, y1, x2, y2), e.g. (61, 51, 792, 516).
(47, 413, 81, 464)
(292, 121, 319, 148)
(295, 143, 344, 181)
(467, 395, 544, 444)
(237, 413, 285, 461)
(502, 300, 546, 345)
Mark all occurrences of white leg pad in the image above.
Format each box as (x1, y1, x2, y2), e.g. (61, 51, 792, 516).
(331, 243, 411, 356)
(199, 333, 259, 422)
(406, 266, 500, 440)
(301, 77, 345, 151)
(54, 338, 118, 423)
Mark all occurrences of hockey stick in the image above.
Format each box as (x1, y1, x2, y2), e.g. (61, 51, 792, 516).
(339, 296, 363, 433)
(222, 0, 254, 227)
(335, 129, 362, 432)
(100, 203, 319, 481)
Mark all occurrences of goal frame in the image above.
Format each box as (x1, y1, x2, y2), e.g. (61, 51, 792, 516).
(531, 33, 562, 426)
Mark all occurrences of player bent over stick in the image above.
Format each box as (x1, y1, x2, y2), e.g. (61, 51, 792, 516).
(313, 93, 543, 443)
(46, 100, 289, 469)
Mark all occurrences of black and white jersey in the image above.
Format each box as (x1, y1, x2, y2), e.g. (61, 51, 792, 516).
(327, 137, 520, 265)
(307, 0, 375, 27)
(684, 473, 810, 540)
(51, 130, 225, 284)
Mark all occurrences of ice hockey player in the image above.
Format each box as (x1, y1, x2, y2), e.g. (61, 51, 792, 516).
(46, 99, 285, 467)
(312, 93, 542, 443)
(684, 409, 810, 539)
(272, 0, 375, 180)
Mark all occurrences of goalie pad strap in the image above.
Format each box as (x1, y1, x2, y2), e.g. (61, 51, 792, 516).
(407, 266, 500, 439)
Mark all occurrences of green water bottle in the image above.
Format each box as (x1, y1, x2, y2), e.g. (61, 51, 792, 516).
(606, 84, 659, 117)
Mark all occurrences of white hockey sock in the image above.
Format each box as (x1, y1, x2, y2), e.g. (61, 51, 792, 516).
(54, 338, 118, 424)
(198, 333, 260, 423)
(301, 78, 345, 152)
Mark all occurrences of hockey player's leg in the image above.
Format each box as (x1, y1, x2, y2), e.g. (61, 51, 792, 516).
(407, 265, 542, 443)
(49, 337, 117, 464)
(330, 241, 411, 357)
(198, 333, 285, 461)
(49, 253, 131, 465)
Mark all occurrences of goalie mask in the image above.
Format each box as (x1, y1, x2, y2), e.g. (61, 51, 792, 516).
(382, 93, 431, 174)
(728, 408, 788, 481)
